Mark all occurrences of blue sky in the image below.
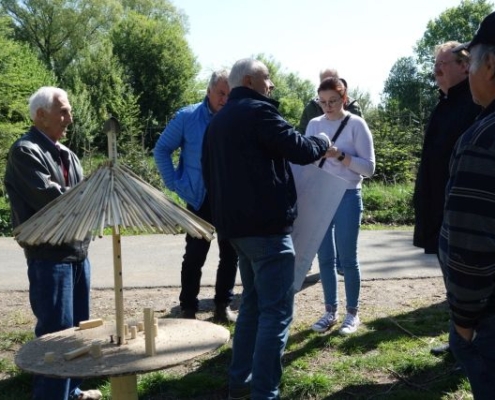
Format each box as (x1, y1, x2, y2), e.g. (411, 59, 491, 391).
(174, 0, 472, 104)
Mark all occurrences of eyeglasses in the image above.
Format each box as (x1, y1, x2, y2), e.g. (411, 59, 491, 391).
(318, 98, 342, 107)
(434, 60, 461, 68)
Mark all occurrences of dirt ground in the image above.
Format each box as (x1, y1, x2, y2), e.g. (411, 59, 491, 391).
(0, 276, 447, 329)
(0, 276, 447, 379)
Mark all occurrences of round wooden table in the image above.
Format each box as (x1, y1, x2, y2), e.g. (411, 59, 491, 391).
(16, 319, 230, 400)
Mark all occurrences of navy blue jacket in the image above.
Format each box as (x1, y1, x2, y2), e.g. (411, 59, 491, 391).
(202, 86, 330, 239)
(413, 79, 481, 254)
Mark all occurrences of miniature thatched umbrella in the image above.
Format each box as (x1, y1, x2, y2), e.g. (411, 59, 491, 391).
(13, 117, 215, 345)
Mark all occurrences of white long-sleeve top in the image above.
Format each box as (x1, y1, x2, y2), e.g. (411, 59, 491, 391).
(306, 111, 375, 189)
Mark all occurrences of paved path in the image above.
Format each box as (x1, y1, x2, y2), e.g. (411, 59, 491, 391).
(0, 230, 440, 291)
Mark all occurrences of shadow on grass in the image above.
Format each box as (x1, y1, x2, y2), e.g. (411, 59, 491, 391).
(320, 357, 466, 400)
(3, 299, 468, 399)
(282, 299, 469, 399)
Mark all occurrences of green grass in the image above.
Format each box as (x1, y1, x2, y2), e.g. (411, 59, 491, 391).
(0, 301, 473, 400)
(362, 181, 414, 226)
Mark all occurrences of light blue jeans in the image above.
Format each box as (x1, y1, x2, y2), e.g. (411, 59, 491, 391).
(318, 189, 363, 312)
(27, 258, 91, 400)
(449, 315, 495, 400)
(228, 234, 295, 400)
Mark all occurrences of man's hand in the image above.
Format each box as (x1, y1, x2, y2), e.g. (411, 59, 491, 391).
(455, 324, 475, 342)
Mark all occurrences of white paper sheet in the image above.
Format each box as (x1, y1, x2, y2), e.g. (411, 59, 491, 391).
(291, 163, 348, 291)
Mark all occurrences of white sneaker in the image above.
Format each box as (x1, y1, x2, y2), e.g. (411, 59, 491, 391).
(339, 313, 360, 335)
(311, 311, 338, 332)
(77, 390, 102, 400)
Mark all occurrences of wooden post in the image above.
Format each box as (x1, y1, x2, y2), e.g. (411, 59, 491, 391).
(113, 229, 126, 345)
(110, 375, 138, 400)
(144, 308, 155, 356)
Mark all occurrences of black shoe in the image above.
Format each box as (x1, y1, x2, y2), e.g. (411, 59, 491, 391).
(181, 308, 196, 319)
(337, 268, 344, 276)
(228, 387, 250, 399)
(213, 304, 237, 323)
(430, 343, 451, 356)
(304, 272, 320, 284)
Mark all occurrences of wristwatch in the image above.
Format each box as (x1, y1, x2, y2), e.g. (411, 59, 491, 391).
(337, 152, 346, 161)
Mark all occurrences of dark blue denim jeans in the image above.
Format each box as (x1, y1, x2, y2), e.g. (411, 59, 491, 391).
(180, 200, 238, 311)
(27, 258, 91, 400)
(449, 315, 495, 400)
(229, 234, 295, 400)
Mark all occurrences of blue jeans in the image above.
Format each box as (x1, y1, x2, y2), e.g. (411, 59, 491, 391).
(27, 258, 91, 400)
(228, 235, 295, 400)
(318, 189, 363, 312)
(449, 315, 495, 400)
(180, 200, 238, 310)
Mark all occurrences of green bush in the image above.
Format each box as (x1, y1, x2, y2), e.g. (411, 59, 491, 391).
(0, 158, 415, 237)
(0, 196, 12, 236)
(362, 181, 414, 225)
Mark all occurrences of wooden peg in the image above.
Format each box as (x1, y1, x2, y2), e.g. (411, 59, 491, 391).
(79, 318, 103, 330)
(63, 344, 91, 361)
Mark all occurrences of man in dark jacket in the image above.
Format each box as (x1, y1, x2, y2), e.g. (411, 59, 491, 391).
(202, 58, 332, 400)
(4, 87, 101, 400)
(413, 41, 481, 255)
(439, 13, 495, 398)
(413, 42, 481, 357)
(413, 41, 481, 254)
(298, 68, 363, 134)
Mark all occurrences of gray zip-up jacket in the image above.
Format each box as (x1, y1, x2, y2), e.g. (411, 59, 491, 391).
(4, 127, 89, 261)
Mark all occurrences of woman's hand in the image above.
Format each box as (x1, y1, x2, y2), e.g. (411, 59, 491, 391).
(325, 145, 340, 158)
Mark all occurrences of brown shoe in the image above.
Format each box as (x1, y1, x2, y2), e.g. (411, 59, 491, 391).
(213, 305, 237, 324)
(77, 389, 102, 400)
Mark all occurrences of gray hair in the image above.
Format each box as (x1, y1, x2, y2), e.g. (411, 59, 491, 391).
(208, 69, 230, 90)
(319, 68, 339, 82)
(228, 58, 266, 89)
(469, 43, 495, 73)
(435, 41, 469, 63)
(29, 86, 69, 121)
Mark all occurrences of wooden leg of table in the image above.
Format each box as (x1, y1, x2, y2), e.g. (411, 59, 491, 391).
(110, 375, 138, 400)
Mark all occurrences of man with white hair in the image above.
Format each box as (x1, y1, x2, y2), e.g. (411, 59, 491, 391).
(203, 58, 334, 400)
(439, 11, 495, 399)
(5, 87, 101, 400)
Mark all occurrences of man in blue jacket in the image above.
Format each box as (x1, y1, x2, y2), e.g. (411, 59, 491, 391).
(203, 59, 333, 400)
(154, 70, 238, 323)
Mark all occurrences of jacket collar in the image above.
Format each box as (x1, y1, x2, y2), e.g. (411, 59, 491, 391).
(228, 86, 280, 108)
(438, 78, 470, 100)
(477, 98, 495, 119)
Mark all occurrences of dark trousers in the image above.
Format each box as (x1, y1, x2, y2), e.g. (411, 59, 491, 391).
(179, 198, 238, 311)
(450, 315, 495, 399)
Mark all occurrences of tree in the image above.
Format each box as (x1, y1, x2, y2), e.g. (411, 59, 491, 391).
(256, 54, 315, 127)
(0, 0, 119, 80)
(415, 0, 493, 66)
(382, 57, 424, 116)
(111, 10, 199, 125)
(63, 39, 143, 154)
(0, 16, 56, 192)
(348, 87, 373, 117)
